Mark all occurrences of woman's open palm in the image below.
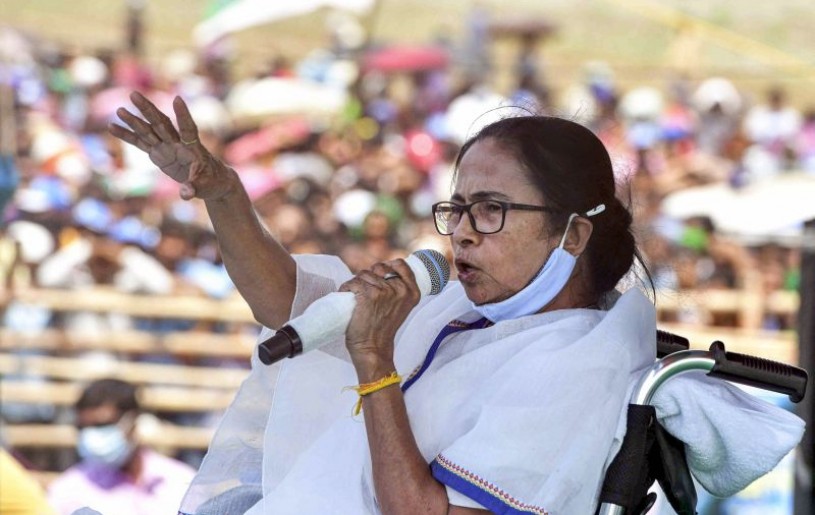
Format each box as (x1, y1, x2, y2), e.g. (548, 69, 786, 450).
(109, 91, 232, 201)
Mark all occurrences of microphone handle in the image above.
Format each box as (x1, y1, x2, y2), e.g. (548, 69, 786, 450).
(256, 250, 448, 365)
(258, 325, 303, 365)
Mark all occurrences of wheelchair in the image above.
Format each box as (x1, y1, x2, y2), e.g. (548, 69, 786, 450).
(596, 330, 809, 515)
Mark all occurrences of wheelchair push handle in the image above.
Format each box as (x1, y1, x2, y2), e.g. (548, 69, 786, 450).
(656, 329, 689, 358)
(707, 341, 809, 403)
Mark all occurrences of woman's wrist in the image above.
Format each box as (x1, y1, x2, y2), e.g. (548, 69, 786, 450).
(351, 351, 397, 384)
(205, 161, 242, 203)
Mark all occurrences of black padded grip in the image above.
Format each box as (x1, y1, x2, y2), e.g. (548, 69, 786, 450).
(656, 329, 690, 358)
(707, 341, 809, 403)
(258, 325, 303, 365)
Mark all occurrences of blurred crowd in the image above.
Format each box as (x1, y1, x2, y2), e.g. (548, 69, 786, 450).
(2, 13, 811, 338)
(1, 6, 813, 512)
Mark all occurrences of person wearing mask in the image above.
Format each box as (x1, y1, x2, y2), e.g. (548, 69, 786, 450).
(47, 379, 194, 515)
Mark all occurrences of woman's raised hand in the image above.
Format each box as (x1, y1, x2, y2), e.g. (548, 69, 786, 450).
(109, 91, 234, 201)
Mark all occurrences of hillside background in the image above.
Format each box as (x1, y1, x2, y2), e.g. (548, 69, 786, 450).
(2, 0, 814, 106)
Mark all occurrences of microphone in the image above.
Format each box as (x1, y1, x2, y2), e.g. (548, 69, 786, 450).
(258, 249, 450, 365)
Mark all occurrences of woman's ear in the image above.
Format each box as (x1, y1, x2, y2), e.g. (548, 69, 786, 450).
(563, 217, 593, 257)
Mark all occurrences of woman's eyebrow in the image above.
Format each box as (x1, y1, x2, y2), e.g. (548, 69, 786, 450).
(450, 190, 512, 202)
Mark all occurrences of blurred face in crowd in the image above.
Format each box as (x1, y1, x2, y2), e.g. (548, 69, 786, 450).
(449, 138, 556, 305)
(155, 233, 190, 268)
(76, 404, 138, 469)
(88, 237, 123, 284)
(363, 211, 391, 240)
(87, 254, 119, 284)
(77, 403, 125, 429)
(268, 203, 310, 246)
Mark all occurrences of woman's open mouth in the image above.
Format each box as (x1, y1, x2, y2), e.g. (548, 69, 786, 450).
(455, 260, 478, 282)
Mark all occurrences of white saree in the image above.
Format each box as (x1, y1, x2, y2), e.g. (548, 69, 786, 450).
(179, 254, 657, 515)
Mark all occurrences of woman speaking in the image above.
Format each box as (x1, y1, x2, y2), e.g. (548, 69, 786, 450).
(111, 93, 655, 514)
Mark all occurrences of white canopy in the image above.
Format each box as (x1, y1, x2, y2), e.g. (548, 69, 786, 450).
(193, 0, 374, 46)
(225, 77, 347, 123)
(661, 172, 815, 243)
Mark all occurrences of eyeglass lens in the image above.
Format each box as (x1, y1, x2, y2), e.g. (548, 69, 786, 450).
(434, 201, 505, 235)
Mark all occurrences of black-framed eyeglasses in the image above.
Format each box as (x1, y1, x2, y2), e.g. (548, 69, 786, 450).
(431, 200, 557, 235)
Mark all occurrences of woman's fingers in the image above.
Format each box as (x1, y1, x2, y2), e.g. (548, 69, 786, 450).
(172, 96, 204, 155)
(129, 92, 180, 142)
(346, 265, 411, 297)
(117, 92, 203, 153)
(149, 109, 180, 143)
(387, 259, 416, 289)
(341, 271, 390, 296)
(108, 122, 150, 153)
(115, 107, 160, 145)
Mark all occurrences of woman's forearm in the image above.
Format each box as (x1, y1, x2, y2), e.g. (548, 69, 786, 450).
(358, 363, 450, 515)
(343, 263, 489, 514)
(204, 167, 296, 329)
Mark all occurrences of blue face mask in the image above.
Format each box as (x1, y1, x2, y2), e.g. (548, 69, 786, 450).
(77, 416, 136, 468)
(472, 204, 605, 323)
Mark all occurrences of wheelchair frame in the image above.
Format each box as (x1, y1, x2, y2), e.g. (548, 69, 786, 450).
(596, 333, 809, 515)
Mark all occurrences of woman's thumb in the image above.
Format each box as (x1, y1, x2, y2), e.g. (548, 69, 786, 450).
(179, 182, 197, 200)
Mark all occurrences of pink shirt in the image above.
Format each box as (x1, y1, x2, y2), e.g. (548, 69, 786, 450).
(48, 449, 195, 515)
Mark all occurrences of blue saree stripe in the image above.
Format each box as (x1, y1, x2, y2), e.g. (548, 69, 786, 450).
(431, 457, 549, 515)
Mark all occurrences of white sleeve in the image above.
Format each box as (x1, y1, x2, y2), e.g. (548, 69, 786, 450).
(36, 240, 92, 287)
(178, 254, 355, 515)
(287, 254, 353, 319)
(116, 247, 174, 294)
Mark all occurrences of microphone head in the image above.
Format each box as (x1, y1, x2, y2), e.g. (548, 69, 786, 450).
(411, 249, 450, 295)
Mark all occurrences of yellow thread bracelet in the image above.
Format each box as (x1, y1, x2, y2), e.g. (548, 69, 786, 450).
(346, 371, 402, 416)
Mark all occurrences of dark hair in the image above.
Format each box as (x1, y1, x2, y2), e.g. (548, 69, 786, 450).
(75, 378, 140, 414)
(454, 115, 651, 298)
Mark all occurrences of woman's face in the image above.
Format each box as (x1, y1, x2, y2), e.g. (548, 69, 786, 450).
(450, 138, 556, 305)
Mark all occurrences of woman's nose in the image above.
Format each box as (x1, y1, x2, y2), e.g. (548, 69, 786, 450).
(451, 212, 480, 246)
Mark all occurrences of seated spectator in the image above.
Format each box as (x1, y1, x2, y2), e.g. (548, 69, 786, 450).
(47, 379, 195, 515)
(36, 198, 173, 334)
(743, 87, 801, 163)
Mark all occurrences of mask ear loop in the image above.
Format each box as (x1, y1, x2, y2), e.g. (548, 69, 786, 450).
(558, 213, 579, 249)
(557, 203, 606, 249)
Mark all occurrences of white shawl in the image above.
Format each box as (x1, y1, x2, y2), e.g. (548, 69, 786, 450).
(179, 254, 657, 515)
